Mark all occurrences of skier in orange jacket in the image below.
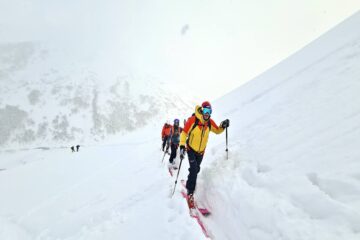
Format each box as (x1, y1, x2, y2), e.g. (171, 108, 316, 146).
(161, 121, 172, 152)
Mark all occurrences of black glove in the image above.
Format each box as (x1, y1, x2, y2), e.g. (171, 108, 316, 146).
(180, 145, 186, 159)
(220, 119, 230, 128)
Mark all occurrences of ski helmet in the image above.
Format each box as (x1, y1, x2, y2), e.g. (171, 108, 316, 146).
(201, 101, 212, 115)
(174, 118, 180, 125)
(201, 101, 212, 109)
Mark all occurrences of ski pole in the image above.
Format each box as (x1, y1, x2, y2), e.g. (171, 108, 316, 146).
(162, 143, 170, 163)
(161, 150, 167, 163)
(171, 153, 184, 197)
(226, 127, 228, 160)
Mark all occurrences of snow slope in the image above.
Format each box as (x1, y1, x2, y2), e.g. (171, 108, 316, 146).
(199, 11, 360, 240)
(0, 127, 208, 240)
(1, 8, 360, 240)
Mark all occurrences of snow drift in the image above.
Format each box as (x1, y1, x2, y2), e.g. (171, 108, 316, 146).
(1, 8, 360, 240)
(200, 10, 360, 240)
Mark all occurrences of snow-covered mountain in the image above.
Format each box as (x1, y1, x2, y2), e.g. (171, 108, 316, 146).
(0, 41, 192, 150)
(1, 8, 360, 240)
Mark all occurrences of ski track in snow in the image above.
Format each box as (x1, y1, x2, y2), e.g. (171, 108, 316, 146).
(0, 131, 208, 240)
(1, 10, 360, 240)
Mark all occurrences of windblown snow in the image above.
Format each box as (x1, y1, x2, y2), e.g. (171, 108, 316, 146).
(1, 9, 360, 240)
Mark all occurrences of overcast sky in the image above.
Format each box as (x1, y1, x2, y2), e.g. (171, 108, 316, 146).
(1, 0, 359, 100)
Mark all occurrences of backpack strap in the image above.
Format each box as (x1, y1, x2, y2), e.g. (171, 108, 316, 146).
(186, 117, 198, 146)
(189, 118, 199, 136)
(185, 116, 212, 147)
(188, 116, 211, 135)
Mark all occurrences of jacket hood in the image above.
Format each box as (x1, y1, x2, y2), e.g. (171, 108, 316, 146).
(195, 105, 205, 124)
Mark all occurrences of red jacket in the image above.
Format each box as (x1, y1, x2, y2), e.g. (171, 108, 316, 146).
(161, 124, 172, 138)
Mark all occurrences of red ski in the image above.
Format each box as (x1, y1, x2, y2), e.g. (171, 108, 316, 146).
(180, 189, 211, 238)
(168, 167, 173, 176)
(180, 180, 211, 216)
(168, 164, 178, 177)
(180, 180, 211, 238)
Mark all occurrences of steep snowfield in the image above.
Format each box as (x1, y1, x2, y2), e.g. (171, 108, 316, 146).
(199, 11, 360, 240)
(1, 9, 360, 240)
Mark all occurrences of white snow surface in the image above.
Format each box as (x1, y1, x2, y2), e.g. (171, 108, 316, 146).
(1, 10, 360, 240)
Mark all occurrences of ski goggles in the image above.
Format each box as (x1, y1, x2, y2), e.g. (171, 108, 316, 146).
(202, 107, 212, 115)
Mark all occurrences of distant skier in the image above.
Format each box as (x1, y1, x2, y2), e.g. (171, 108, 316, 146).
(161, 121, 172, 152)
(71, 146, 75, 152)
(76, 145, 80, 152)
(168, 119, 183, 166)
(179, 101, 229, 209)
